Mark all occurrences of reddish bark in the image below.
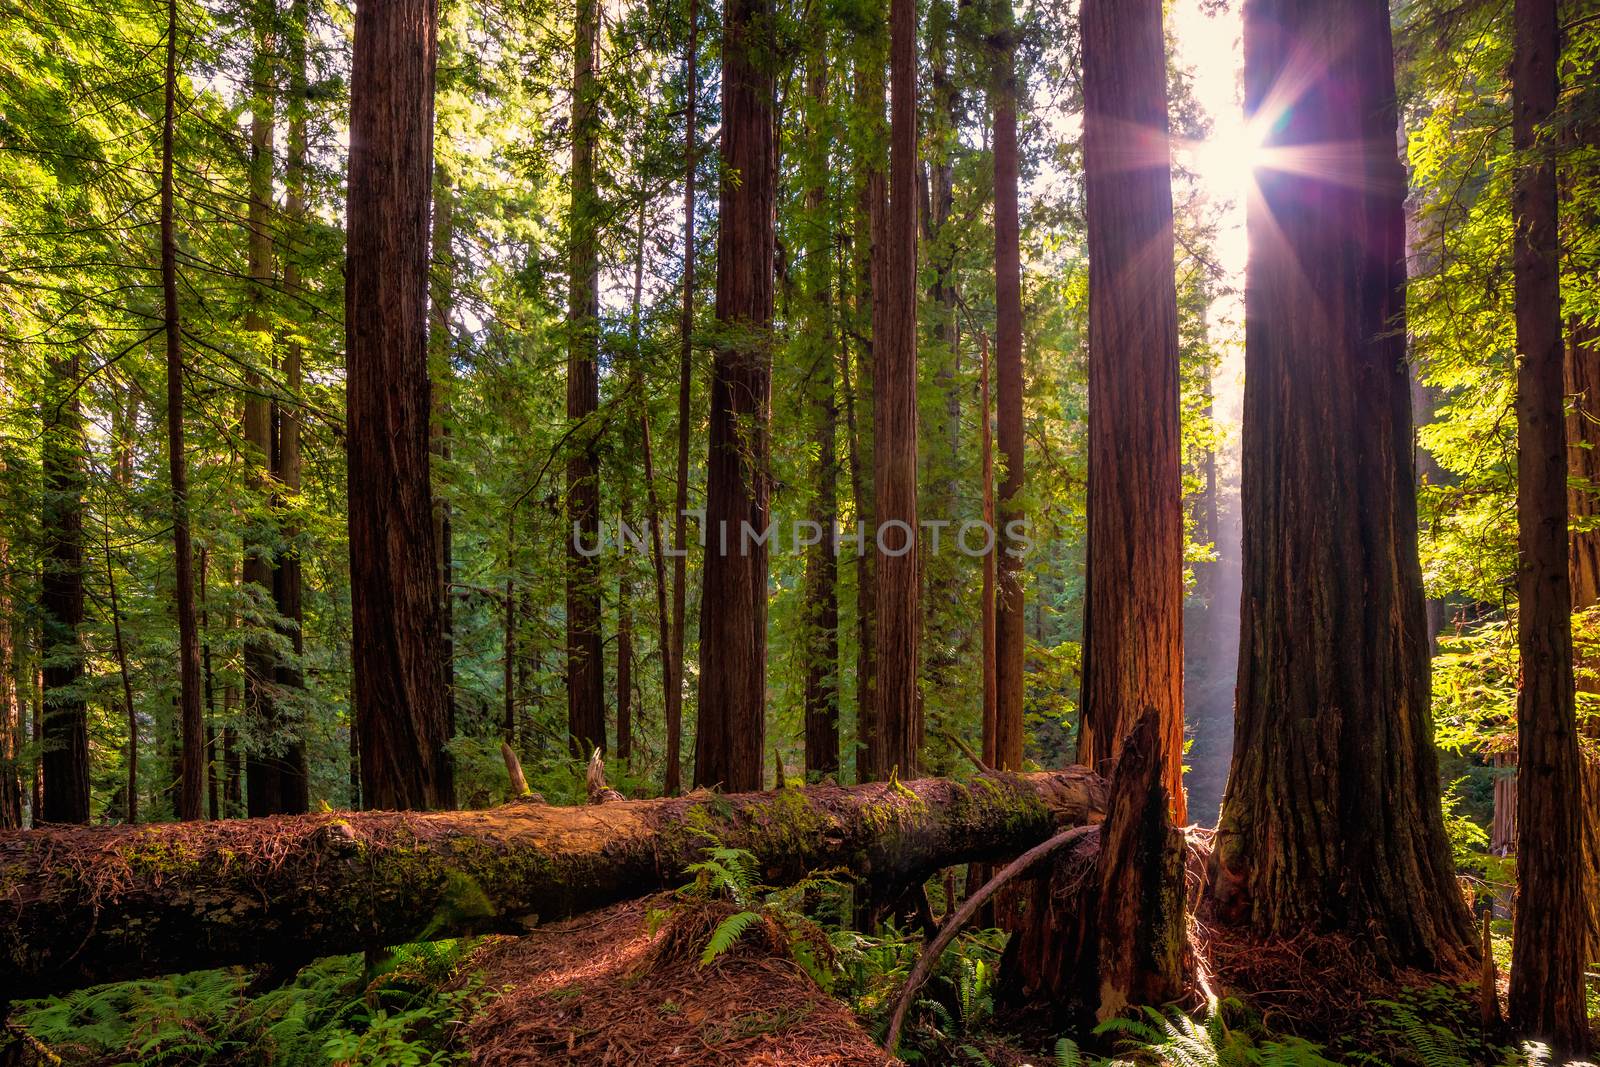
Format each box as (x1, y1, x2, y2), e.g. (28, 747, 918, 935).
(1209, 0, 1473, 971)
(802, 32, 840, 780)
(872, 0, 921, 779)
(1075, 0, 1186, 823)
(1508, 0, 1589, 1052)
(992, 1, 1025, 773)
(345, 0, 452, 810)
(694, 0, 775, 792)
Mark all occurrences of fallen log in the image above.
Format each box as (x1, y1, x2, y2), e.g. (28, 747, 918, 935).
(0, 769, 1103, 1002)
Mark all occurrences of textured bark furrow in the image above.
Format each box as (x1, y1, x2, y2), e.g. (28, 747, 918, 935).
(991, 0, 1025, 774)
(694, 0, 776, 792)
(345, 0, 452, 810)
(1210, 0, 1473, 972)
(1076, 0, 1186, 822)
(1508, 0, 1588, 1051)
(0, 770, 1104, 1000)
(872, 0, 921, 779)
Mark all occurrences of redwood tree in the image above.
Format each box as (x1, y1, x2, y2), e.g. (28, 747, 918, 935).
(242, 0, 288, 818)
(566, 0, 605, 758)
(801, 25, 840, 780)
(345, 0, 453, 811)
(1508, 0, 1588, 1051)
(161, 0, 204, 822)
(693, 0, 774, 792)
(1209, 0, 1473, 971)
(872, 0, 920, 779)
(991, 0, 1024, 773)
(1075, 0, 1185, 823)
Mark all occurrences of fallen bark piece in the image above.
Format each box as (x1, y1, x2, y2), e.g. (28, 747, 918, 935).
(464, 896, 897, 1066)
(0, 769, 1103, 1001)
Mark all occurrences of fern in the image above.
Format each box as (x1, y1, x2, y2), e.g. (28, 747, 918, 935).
(1055, 1036, 1083, 1067)
(701, 909, 764, 965)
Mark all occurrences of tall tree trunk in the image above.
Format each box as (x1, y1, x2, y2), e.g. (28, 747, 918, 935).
(40, 351, 87, 825)
(665, 0, 699, 797)
(617, 207, 650, 771)
(1560, 56, 1600, 972)
(242, 0, 283, 819)
(1076, 0, 1185, 823)
(1508, 0, 1588, 1051)
(872, 0, 919, 779)
(503, 569, 518, 745)
(693, 0, 775, 792)
(566, 0, 605, 759)
(431, 103, 457, 762)
(921, 0, 962, 716)
(345, 0, 452, 811)
(273, 0, 310, 815)
(801, 24, 840, 780)
(162, 0, 205, 823)
(852, 27, 886, 783)
(991, 0, 1025, 774)
(980, 332, 998, 767)
(1209, 0, 1474, 973)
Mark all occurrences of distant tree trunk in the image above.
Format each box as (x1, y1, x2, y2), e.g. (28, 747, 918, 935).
(617, 209, 649, 772)
(1076, 0, 1186, 823)
(41, 355, 87, 826)
(345, 0, 452, 811)
(921, 0, 962, 713)
(618, 573, 634, 767)
(1209, 0, 1474, 973)
(852, 27, 886, 783)
(801, 29, 839, 781)
(503, 569, 517, 745)
(991, 0, 1025, 774)
(872, 0, 920, 779)
(693, 0, 775, 792)
(242, 0, 283, 820)
(223, 724, 240, 818)
(106, 529, 137, 824)
(161, 0, 205, 823)
(1508, 0, 1588, 1052)
(273, 0, 310, 814)
(430, 165, 457, 757)
(566, 0, 605, 759)
(665, 0, 699, 798)
(0, 513, 20, 830)
(980, 333, 998, 767)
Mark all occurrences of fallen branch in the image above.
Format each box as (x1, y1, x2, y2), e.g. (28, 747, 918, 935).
(884, 824, 1098, 1053)
(0, 769, 1104, 1000)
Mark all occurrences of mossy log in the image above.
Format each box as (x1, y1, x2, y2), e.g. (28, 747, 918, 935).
(0, 769, 1103, 1001)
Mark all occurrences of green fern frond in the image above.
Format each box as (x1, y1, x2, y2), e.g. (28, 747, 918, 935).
(700, 910, 763, 965)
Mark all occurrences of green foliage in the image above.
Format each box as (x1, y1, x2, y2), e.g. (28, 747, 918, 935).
(11, 940, 489, 1065)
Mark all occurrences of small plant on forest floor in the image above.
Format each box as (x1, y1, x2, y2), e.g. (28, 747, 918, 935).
(656, 832, 846, 989)
(7, 938, 491, 1066)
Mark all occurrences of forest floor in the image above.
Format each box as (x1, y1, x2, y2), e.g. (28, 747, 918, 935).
(461, 896, 896, 1066)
